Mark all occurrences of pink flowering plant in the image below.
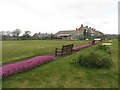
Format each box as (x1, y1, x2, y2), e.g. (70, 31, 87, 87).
(72, 44, 92, 51)
(0, 55, 55, 77)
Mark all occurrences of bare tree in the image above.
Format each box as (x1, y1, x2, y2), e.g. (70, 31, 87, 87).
(12, 31, 16, 37)
(12, 29, 22, 39)
(6, 31, 12, 36)
(1, 31, 5, 36)
(22, 31, 31, 40)
(0, 31, 7, 40)
(24, 31, 31, 35)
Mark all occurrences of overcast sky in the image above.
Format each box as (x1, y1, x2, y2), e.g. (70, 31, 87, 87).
(0, 0, 118, 35)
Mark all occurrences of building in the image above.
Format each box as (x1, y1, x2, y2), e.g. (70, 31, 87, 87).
(32, 32, 53, 40)
(55, 24, 104, 40)
(55, 30, 77, 40)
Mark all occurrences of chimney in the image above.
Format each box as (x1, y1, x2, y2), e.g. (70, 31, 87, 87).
(86, 26, 88, 28)
(81, 24, 83, 28)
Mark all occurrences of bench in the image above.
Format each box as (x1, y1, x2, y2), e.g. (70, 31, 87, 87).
(91, 40, 95, 45)
(55, 44, 74, 56)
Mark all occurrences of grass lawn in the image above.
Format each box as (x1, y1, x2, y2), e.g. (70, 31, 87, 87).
(2, 40, 89, 64)
(2, 39, 118, 88)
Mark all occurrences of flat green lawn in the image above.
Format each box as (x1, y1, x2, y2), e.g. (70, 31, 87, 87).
(2, 39, 118, 88)
(2, 40, 89, 64)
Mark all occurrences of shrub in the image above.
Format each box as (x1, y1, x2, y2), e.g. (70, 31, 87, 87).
(78, 52, 112, 68)
(96, 45, 111, 55)
(96, 44, 107, 50)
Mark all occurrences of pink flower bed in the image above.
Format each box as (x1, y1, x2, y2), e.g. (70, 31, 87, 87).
(72, 44, 92, 51)
(0, 55, 55, 77)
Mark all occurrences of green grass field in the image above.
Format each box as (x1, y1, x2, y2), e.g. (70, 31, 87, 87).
(2, 39, 118, 88)
(2, 40, 89, 64)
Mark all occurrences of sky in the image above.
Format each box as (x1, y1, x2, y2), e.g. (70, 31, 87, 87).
(0, 0, 118, 35)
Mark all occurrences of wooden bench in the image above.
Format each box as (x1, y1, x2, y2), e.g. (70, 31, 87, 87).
(91, 40, 95, 45)
(55, 44, 74, 56)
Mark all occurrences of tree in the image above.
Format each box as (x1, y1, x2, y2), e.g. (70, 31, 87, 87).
(6, 31, 12, 37)
(12, 29, 22, 39)
(0, 31, 12, 40)
(1, 31, 5, 35)
(24, 31, 31, 35)
(22, 31, 31, 40)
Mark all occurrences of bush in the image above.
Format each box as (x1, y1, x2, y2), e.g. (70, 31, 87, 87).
(96, 44, 107, 50)
(96, 45, 111, 55)
(78, 52, 112, 68)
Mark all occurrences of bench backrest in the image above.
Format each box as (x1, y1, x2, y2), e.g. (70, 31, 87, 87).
(62, 44, 73, 52)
